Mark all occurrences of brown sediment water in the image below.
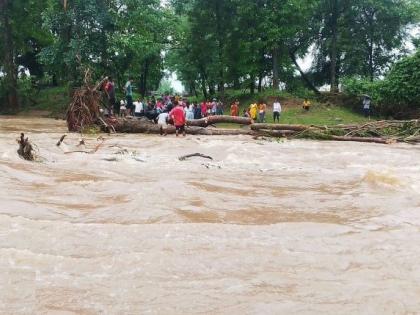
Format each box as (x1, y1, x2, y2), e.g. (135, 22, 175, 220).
(1, 116, 420, 314)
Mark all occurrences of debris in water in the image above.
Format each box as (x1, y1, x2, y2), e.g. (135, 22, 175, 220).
(179, 153, 213, 161)
(17, 133, 35, 161)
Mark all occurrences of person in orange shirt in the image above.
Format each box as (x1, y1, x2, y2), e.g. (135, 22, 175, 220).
(230, 100, 239, 116)
(258, 100, 267, 123)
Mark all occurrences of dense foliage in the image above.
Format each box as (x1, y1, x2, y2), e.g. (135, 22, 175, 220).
(343, 50, 420, 116)
(0, 0, 419, 114)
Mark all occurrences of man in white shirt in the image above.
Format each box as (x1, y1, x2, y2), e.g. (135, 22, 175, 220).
(273, 98, 281, 123)
(363, 96, 371, 118)
(134, 99, 144, 117)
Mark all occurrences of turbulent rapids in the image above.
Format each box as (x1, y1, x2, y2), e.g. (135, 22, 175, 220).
(1, 117, 420, 314)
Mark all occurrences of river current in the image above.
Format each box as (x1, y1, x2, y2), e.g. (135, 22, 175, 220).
(0, 117, 419, 314)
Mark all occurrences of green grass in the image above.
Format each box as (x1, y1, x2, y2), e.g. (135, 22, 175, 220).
(263, 104, 371, 126)
(214, 103, 372, 128)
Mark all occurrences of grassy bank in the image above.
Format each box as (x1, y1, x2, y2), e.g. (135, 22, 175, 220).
(18, 86, 70, 118)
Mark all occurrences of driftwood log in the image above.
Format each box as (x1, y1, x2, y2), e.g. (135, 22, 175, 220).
(179, 153, 213, 161)
(330, 136, 393, 144)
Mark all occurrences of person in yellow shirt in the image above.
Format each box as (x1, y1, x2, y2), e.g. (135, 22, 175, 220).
(303, 98, 311, 111)
(249, 103, 258, 120)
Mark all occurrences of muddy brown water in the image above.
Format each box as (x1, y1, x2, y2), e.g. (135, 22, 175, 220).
(1, 117, 420, 314)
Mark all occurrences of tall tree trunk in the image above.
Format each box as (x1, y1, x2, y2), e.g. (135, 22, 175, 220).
(250, 75, 255, 95)
(199, 68, 208, 99)
(2, 1, 19, 111)
(209, 82, 215, 96)
(233, 77, 240, 90)
(289, 51, 321, 95)
(272, 46, 280, 90)
(368, 13, 375, 82)
(330, 0, 339, 93)
(215, 0, 225, 100)
(201, 79, 208, 99)
(258, 73, 263, 92)
(139, 59, 149, 97)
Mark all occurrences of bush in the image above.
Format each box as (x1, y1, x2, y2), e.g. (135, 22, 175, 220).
(379, 50, 420, 114)
(342, 50, 420, 117)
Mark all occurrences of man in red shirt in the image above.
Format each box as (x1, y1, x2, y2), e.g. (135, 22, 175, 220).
(169, 101, 186, 137)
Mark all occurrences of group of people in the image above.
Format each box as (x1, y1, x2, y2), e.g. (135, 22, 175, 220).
(102, 77, 321, 137)
(237, 98, 281, 123)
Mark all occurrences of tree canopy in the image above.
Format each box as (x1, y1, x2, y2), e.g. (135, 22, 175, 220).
(0, 0, 419, 112)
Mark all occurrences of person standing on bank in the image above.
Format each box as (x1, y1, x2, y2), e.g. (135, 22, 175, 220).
(363, 96, 371, 119)
(273, 98, 281, 123)
(258, 100, 267, 123)
(124, 78, 134, 116)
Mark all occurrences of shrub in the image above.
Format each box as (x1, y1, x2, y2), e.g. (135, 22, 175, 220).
(342, 50, 420, 117)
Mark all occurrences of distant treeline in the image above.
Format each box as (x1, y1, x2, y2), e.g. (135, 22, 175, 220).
(0, 0, 419, 113)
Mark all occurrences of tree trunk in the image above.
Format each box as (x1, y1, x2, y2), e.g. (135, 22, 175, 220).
(199, 69, 208, 99)
(250, 76, 255, 95)
(233, 77, 240, 90)
(139, 59, 149, 97)
(331, 136, 391, 144)
(258, 73, 263, 92)
(2, 1, 19, 111)
(107, 117, 253, 136)
(215, 0, 225, 100)
(368, 13, 375, 82)
(209, 82, 215, 96)
(187, 115, 252, 127)
(251, 123, 310, 132)
(330, 0, 339, 93)
(289, 51, 321, 95)
(272, 46, 280, 90)
(201, 79, 208, 99)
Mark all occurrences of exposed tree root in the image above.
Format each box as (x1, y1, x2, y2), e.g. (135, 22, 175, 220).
(17, 133, 35, 161)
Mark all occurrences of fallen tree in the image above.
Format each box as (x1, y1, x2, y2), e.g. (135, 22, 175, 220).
(107, 117, 253, 136)
(251, 123, 312, 132)
(187, 115, 252, 127)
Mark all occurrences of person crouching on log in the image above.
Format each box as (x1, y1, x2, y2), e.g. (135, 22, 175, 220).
(169, 101, 186, 137)
(157, 111, 169, 136)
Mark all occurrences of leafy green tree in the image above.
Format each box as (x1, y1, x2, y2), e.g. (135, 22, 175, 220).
(0, 0, 49, 111)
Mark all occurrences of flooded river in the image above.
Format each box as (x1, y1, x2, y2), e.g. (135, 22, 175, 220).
(1, 117, 420, 314)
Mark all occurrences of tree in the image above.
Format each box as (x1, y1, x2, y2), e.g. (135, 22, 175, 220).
(0, 0, 48, 111)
